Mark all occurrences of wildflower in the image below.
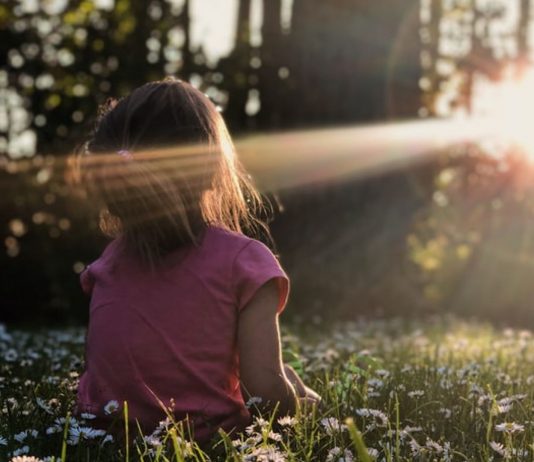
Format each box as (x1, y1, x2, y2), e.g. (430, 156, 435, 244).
(355, 408, 389, 427)
(0, 323, 12, 342)
(245, 396, 263, 408)
(407, 390, 424, 398)
(10, 457, 43, 462)
(80, 412, 96, 420)
(101, 434, 113, 445)
(253, 416, 269, 428)
(326, 447, 354, 462)
(11, 446, 30, 457)
(519, 330, 531, 339)
(231, 438, 243, 448)
(0, 436, 7, 445)
(503, 328, 514, 337)
(14, 432, 27, 443)
(326, 447, 342, 462)
(144, 435, 163, 447)
(496, 372, 512, 384)
(495, 422, 525, 434)
(103, 400, 119, 415)
(495, 403, 512, 414)
(245, 446, 286, 462)
(54, 416, 78, 427)
(6, 397, 18, 410)
(245, 424, 258, 436)
(320, 417, 347, 435)
(489, 441, 507, 457)
(401, 426, 423, 439)
(409, 439, 422, 456)
(367, 448, 379, 460)
(152, 417, 173, 435)
(425, 438, 443, 454)
(442, 442, 453, 462)
(277, 416, 297, 426)
(234, 434, 261, 451)
(511, 448, 529, 458)
(35, 398, 53, 415)
(4, 349, 18, 362)
(375, 369, 390, 378)
(468, 383, 484, 397)
(67, 426, 106, 445)
(367, 378, 384, 389)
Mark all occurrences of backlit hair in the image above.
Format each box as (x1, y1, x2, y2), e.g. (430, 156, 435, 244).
(72, 78, 270, 266)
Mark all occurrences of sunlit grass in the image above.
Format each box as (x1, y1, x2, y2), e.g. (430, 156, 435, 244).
(3, 317, 534, 461)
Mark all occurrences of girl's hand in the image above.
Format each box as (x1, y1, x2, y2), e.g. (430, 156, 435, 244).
(298, 393, 322, 414)
(302, 386, 321, 404)
(283, 364, 322, 403)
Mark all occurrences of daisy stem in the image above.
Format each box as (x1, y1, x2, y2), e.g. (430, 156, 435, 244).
(123, 401, 129, 462)
(61, 411, 70, 462)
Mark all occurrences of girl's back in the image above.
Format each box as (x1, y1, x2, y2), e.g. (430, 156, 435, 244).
(77, 226, 288, 441)
(73, 78, 318, 443)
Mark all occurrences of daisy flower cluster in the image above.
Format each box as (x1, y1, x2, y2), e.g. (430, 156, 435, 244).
(3, 317, 534, 461)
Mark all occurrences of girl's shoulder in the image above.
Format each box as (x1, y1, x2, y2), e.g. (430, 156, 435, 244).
(205, 226, 258, 250)
(205, 226, 282, 265)
(79, 238, 120, 295)
(202, 226, 279, 266)
(206, 226, 289, 313)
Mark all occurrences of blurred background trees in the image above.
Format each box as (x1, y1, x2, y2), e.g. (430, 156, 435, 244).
(2, 0, 534, 326)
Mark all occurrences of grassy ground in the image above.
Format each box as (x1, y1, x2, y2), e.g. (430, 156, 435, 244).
(2, 316, 534, 461)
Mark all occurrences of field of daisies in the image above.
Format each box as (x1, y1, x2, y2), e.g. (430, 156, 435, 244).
(3, 316, 534, 462)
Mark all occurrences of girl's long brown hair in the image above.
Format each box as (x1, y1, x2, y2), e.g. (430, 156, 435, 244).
(71, 78, 270, 267)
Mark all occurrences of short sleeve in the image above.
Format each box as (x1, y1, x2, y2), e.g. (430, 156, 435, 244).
(80, 266, 95, 295)
(233, 240, 290, 314)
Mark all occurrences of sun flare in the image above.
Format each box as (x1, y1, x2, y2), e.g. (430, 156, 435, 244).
(473, 68, 534, 157)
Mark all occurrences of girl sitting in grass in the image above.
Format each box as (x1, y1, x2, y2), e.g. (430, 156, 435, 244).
(73, 78, 320, 443)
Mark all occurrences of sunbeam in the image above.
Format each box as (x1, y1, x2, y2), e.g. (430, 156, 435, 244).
(236, 118, 491, 190)
(5, 116, 498, 201)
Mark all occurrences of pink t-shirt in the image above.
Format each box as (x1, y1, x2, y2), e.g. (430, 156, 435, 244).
(76, 226, 289, 442)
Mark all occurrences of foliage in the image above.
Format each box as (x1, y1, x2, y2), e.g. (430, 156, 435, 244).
(4, 317, 534, 460)
(406, 143, 534, 323)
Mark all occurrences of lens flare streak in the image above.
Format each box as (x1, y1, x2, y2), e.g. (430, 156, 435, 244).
(236, 118, 491, 191)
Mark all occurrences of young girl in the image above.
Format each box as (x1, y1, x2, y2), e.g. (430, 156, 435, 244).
(74, 78, 319, 443)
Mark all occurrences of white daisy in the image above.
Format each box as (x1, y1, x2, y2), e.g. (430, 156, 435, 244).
(489, 441, 507, 457)
(320, 417, 347, 435)
(103, 400, 119, 415)
(277, 416, 297, 426)
(10, 457, 44, 462)
(11, 446, 30, 457)
(495, 422, 525, 434)
(245, 396, 263, 408)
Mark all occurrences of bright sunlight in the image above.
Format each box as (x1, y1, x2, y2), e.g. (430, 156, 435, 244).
(473, 67, 534, 157)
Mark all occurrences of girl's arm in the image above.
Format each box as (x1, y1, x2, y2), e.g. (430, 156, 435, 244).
(237, 279, 299, 416)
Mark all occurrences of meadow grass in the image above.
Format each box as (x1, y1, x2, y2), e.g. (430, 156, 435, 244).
(1, 316, 534, 461)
